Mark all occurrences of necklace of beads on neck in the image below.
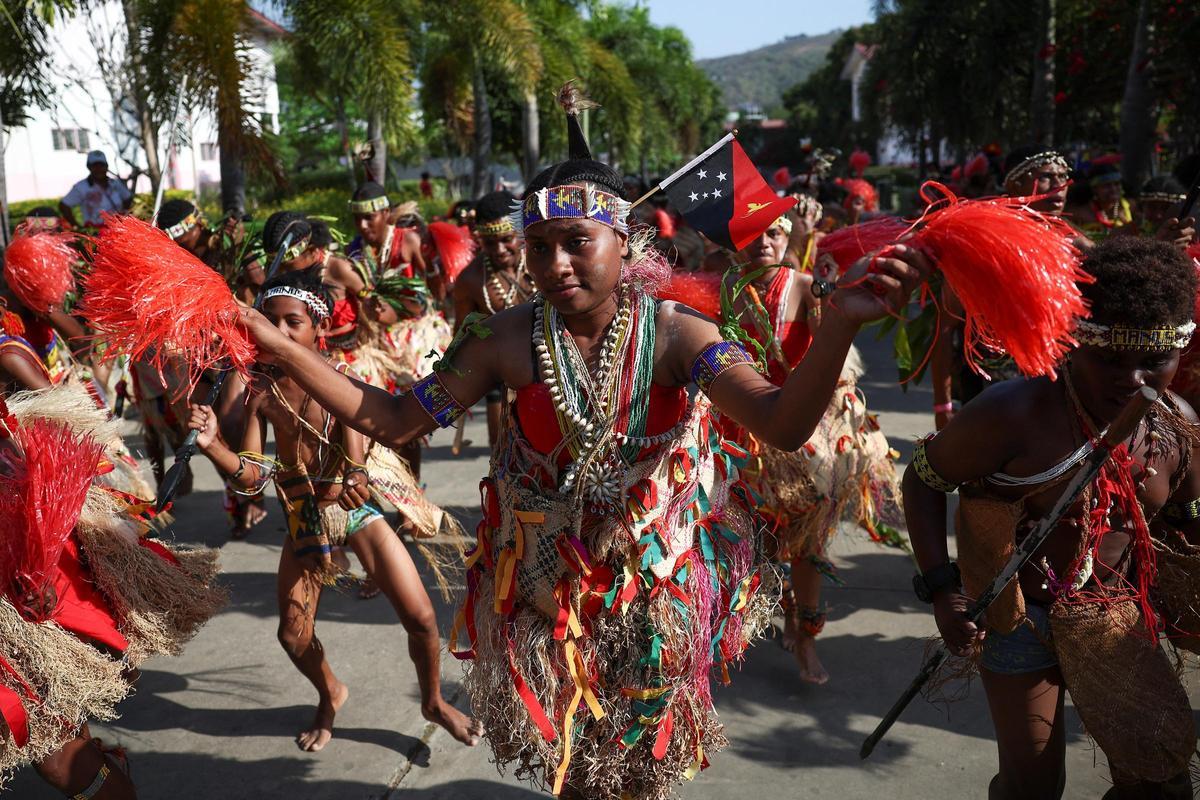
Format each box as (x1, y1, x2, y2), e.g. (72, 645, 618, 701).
(483, 254, 527, 314)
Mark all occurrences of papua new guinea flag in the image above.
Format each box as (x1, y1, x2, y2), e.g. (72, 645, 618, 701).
(661, 133, 797, 251)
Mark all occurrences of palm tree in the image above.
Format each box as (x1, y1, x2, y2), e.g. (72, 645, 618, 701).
(283, 0, 417, 187)
(421, 0, 542, 196)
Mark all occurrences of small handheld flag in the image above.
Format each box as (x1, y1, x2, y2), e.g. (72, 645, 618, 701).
(651, 133, 796, 252)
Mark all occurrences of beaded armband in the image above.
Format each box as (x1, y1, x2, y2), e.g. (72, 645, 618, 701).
(1162, 497, 1200, 524)
(912, 436, 958, 493)
(691, 341, 755, 395)
(412, 372, 466, 428)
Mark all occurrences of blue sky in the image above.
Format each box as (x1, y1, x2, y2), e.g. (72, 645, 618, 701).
(644, 0, 875, 59)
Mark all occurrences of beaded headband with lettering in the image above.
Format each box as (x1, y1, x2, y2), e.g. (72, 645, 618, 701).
(475, 217, 515, 237)
(261, 286, 330, 321)
(348, 195, 390, 214)
(1074, 319, 1195, 351)
(1140, 192, 1186, 205)
(1003, 151, 1070, 187)
(509, 183, 631, 235)
(165, 211, 202, 240)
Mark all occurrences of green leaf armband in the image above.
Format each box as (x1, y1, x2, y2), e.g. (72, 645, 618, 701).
(912, 436, 958, 493)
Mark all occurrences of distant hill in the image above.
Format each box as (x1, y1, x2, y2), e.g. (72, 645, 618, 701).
(699, 30, 841, 112)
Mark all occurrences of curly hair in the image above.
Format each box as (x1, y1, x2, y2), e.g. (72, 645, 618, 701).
(475, 190, 517, 224)
(1080, 236, 1196, 328)
(156, 198, 197, 230)
(525, 159, 626, 200)
(261, 268, 333, 324)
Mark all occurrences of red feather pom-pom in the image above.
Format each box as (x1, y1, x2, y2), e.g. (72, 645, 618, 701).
(427, 221, 476, 284)
(964, 153, 989, 179)
(0, 419, 103, 619)
(849, 149, 872, 178)
(910, 182, 1089, 378)
(837, 177, 878, 211)
(79, 214, 254, 396)
(818, 217, 911, 274)
(656, 270, 723, 320)
(3, 227, 78, 313)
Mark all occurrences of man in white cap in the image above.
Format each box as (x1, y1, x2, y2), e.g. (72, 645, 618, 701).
(58, 150, 132, 228)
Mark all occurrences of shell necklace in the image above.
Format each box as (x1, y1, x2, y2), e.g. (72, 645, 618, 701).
(483, 254, 529, 314)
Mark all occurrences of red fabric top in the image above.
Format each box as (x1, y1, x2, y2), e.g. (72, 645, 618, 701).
(749, 268, 812, 385)
(51, 537, 128, 654)
(330, 295, 359, 331)
(515, 382, 687, 466)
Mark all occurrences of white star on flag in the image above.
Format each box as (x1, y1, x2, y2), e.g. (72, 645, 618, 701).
(698, 169, 707, 180)
(689, 191, 698, 202)
(703, 191, 710, 199)
(716, 172, 727, 182)
(712, 188, 722, 198)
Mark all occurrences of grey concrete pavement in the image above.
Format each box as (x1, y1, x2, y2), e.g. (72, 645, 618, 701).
(10, 329, 1191, 799)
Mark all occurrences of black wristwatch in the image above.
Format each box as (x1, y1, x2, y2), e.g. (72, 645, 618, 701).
(913, 562, 961, 603)
(811, 278, 836, 298)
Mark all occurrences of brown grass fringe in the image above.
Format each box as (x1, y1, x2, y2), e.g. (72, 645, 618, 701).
(0, 600, 129, 788)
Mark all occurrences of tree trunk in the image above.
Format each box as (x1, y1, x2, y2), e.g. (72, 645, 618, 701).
(0, 104, 9, 252)
(1028, 0, 1056, 146)
(471, 56, 492, 198)
(218, 127, 245, 217)
(1119, 0, 1156, 190)
(366, 110, 386, 186)
(335, 98, 356, 188)
(121, 0, 160, 196)
(521, 89, 539, 182)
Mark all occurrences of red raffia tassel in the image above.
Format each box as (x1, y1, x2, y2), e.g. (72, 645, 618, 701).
(905, 182, 1090, 379)
(2, 226, 78, 313)
(79, 214, 254, 396)
(427, 221, 476, 284)
(817, 216, 911, 274)
(0, 419, 104, 620)
(656, 270, 723, 320)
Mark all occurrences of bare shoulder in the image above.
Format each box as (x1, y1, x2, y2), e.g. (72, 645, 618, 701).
(1166, 389, 1200, 424)
(657, 299, 721, 340)
(455, 258, 486, 291)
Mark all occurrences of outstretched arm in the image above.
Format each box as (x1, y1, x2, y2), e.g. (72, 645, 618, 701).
(237, 307, 503, 449)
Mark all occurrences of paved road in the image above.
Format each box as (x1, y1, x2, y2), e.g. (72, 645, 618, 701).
(11, 329, 1187, 799)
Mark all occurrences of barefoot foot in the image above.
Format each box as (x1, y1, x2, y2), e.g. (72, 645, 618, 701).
(422, 700, 484, 746)
(297, 681, 349, 752)
(794, 635, 829, 685)
(780, 608, 798, 653)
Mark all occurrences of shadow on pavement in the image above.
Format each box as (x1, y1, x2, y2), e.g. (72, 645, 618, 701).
(385, 779, 547, 799)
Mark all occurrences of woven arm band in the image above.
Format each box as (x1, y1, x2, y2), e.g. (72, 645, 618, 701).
(411, 372, 467, 428)
(691, 341, 755, 395)
(913, 436, 959, 493)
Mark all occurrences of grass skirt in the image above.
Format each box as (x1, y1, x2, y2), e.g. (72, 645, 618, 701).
(455, 397, 778, 799)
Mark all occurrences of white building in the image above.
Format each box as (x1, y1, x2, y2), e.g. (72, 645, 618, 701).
(3, 3, 283, 205)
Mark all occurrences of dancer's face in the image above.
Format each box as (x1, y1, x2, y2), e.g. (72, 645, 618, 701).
(354, 209, 390, 248)
(480, 231, 520, 270)
(262, 295, 331, 350)
(1069, 345, 1178, 423)
(1008, 165, 1069, 215)
(523, 218, 628, 315)
(738, 225, 789, 268)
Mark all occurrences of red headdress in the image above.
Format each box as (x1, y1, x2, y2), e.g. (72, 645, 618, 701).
(848, 149, 872, 179)
(0, 418, 104, 621)
(906, 182, 1089, 378)
(964, 153, 989, 179)
(2, 225, 78, 313)
(837, 177, 878, 212)
(773, 167, 791, 190)
(79, 214, 255, 396)
(427, 220, 477, 284)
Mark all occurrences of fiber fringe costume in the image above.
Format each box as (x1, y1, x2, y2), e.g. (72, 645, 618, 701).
(723, 265, 903, 562)
(426, 287, 777, 799)
(0, 385, 225, 787)
(924, 380, 1200, 785)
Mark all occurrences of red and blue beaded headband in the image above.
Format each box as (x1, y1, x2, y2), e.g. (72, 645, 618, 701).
(510, 183, 631, 236)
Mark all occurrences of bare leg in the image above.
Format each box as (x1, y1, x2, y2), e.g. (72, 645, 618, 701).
(35, 730, 136, 799)
(349, 519, 482, 745)
(790, 555, 829, 685)
(486, 399, 502, 447)
(276, 539, 347, 752)
(980, 665, 1067, 800)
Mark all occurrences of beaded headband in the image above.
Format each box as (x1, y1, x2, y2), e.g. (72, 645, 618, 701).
(475, 218, 515, 237)
(270, 236, 310, 263)
(1089, 171, 1122, 188)
(1074, 319, 1195, 351)
(772, 214, 793, 236)
(510, 183, 631, 235)
(1003, 151, 1070, 187)
(349, 195, 390, 214)
(1140, 192, 1186, 205)
(261, 286, 330, 321)
(165, 211, 202, 240)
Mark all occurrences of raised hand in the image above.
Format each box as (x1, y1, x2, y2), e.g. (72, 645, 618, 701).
(831, 243, 932, 326)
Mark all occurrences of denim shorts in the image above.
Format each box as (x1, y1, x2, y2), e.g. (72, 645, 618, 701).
(979, 602, 1058, 674)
